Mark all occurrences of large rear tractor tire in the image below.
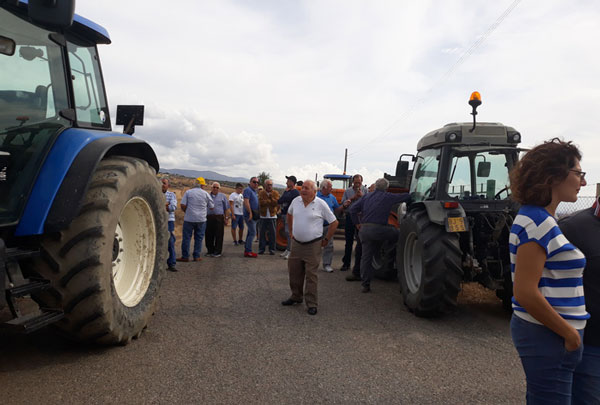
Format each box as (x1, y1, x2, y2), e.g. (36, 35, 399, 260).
(397, 209, 463, 317)
(30, 156, 167, 344)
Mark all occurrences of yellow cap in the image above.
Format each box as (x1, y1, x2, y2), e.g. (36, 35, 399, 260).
(196, 177, 206, 185)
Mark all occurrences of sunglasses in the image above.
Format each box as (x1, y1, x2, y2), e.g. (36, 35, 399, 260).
(251, 181, 259, 184)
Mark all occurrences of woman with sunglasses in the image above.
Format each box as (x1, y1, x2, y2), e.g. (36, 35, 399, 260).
(509, 138, 588, 403)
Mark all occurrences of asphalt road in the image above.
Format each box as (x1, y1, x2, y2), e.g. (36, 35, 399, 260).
(1, 233, 525, 404)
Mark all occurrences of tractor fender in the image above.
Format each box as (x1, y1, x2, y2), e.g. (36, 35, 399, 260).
(15, 128, 159, 236)
(409, 201, 466, 227)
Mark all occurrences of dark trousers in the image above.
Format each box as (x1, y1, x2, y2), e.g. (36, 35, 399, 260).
(167, 221, 176, 267)
(342, 214, 362, 274)
(259, 218, 276, 253)
(205, 215, 224, 254)
(359, 224, 399, 287)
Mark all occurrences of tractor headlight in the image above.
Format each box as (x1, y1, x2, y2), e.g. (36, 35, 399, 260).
(446, 132, 461, 142)
(508, 132, 521, 143)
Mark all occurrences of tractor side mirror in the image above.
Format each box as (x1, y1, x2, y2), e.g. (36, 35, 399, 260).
(395, 160, 409, 177)
(116, 105, 144, 135)
(477, 161, 491, 178)
(28, 0, 75, 29)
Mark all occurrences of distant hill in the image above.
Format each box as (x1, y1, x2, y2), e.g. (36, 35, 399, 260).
(161, 168, 285, 188)
(162, 168, 249, 184)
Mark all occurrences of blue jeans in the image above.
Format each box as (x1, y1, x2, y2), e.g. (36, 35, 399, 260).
(167, 221, 176, 267)
(511, 314, 584, 404)
(573, 344, 600, 404)
(244, 217, 257, 252)
(181, 221, 206, 259)
(259, 218, 276, 253)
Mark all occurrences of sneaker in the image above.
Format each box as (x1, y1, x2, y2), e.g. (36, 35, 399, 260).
(323, 265, 333, 273)
(283, 251, 290, 260)
(204, 253, 213, 257)
(280, 250, 289, 257)
(258, 250, 265, 255)
(213, 253, 222, 258)
(238, 240, 244, 244)
(233, 241, 238, 246)
(244, 252, 258, 258)
(269, 251, 275, 255)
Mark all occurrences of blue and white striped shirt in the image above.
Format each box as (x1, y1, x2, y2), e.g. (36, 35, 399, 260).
(509, 205, 589, 329)
(165, 190, 177, 222)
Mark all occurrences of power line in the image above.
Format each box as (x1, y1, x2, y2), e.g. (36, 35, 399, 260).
(348, 0, 523, 158)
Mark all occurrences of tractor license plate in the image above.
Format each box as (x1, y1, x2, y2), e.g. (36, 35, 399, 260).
(447, 217, 467, 232)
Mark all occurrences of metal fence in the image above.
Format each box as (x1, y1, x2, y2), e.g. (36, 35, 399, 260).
(557, 196, 597, 218)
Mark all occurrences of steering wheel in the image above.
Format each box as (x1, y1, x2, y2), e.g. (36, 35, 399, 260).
(494, 186, 510, 200)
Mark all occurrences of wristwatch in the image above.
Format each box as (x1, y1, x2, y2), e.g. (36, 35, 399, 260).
(323, 237, 329, 242)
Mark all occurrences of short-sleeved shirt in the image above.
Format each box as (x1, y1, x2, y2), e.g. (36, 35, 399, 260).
(317, 191, 339, 226)
(509, 205, 589, 329)
(181, 187, 214, 223)
(165, 190, 177, 222)
(207, 192, 229, 216)
(229, 192, 244, 216)
(288, 196, 337, 242)
(559, 203, 600, 345)
(243, 186, 258, 219)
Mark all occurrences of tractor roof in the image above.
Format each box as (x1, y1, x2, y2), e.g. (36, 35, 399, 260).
(17, 0, 111, 44)
(417, 122, 521, 151)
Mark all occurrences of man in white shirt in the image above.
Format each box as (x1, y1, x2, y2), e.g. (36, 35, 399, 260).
(281, 180, 338, 315)
(229, 183, 245, 245)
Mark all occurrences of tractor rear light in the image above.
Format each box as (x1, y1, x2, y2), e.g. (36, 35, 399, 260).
(443, 202, 459, 209)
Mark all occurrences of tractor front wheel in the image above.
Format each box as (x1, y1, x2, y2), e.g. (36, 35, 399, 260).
(31, 156, 167, 344)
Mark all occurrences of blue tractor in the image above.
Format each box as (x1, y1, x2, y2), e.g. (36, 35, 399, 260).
(0, 0, 167, 344)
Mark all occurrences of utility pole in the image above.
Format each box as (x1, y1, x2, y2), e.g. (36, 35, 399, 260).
(343, 148, 347, 175)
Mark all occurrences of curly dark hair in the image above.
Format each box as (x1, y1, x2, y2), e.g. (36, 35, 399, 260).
(509, 138, 582, 206)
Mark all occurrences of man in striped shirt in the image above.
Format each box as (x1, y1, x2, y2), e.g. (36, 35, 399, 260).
(162, 178, 178, 272)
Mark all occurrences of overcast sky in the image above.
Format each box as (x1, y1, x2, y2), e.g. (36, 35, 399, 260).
(77, 0, 600, 193)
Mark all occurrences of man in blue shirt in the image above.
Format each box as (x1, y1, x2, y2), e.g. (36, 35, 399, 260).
(205, 182, 230, 258)
(277, 175, 300, 259)
(162, 178, 178, 272)
(317, 179, 343, 272)
(349, 177, 411, 292)
(243, 176, 260, 257)
(178, 177, 214, 262)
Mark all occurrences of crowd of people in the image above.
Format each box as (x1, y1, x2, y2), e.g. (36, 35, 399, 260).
(161, 138, 599, 402)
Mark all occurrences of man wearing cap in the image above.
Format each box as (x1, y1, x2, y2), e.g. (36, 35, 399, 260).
(281, 180, 338, 315)
(277, 175, 300, 259)
(178, 177, 214, 262)
(559, 197, 600, 402)
(205, 182, 229, 258)
(243, 176, 260, 257)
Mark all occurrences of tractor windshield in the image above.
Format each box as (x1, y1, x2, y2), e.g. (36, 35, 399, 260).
(0, 8, 70, 225)
(446, 148, 513, 200)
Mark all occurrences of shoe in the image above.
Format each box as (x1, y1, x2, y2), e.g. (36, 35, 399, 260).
(167, 266, 178, 272)
(238, 240, 244, 244)
(213, 253, 222, 258)
(282, 251, 290, 260)
(258, 250, 265, 255)
(176, 257, 190, 262)
(269, 251, 275, 255)
(346, 274, 361, 281)
(281, 298, 302, 306)
(280, 251, 288, 257)
(233, 241, 238, 246)
(193, 257, 202, 262)
(307, 307, 317, 315)
(362, 285, 371, 293)
(340, 265, 349, 272)
(204, 253, 213, 257)
(323, 265, 333, 273)
(244, 252, 258, 258)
